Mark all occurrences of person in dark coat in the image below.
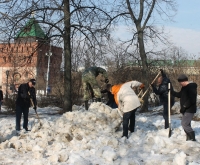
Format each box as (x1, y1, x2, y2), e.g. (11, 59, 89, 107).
(151, 70, 175, 129)
(101, 84, 118, 109)
(0, 86, 3, 112)
(16, 79, 37, 131)
(171, 74, 197, 141)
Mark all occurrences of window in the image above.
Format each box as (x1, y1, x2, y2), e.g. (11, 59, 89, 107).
(8, 56, 11, 62)
(3, 56, 6, 63)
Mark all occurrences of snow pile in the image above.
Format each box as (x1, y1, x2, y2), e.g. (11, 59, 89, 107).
(0, 102, 200, 164)
(171, 102, 181, 114)
(0, 102, 122, 164)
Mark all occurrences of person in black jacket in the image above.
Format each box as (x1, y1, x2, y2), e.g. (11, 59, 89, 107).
(16, 79, 37, 131)
(171, 74, 197, 141)
(0, 86, 3, 112)
(151, 70, 175, 129)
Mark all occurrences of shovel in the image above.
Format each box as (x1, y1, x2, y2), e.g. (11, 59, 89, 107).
(28, 92, 42, 127)
(139, 71, 161, 102)
(115, 108, 123, 131)
(168, 83, 172, 137)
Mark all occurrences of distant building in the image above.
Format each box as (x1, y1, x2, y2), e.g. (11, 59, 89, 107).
(0, 17, 63, 96)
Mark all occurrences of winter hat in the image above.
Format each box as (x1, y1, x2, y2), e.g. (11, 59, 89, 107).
(177, 74, 188, 82)
(30, 79, 36, 85)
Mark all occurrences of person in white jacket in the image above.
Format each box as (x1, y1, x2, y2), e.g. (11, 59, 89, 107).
(107, 81, 144, 138)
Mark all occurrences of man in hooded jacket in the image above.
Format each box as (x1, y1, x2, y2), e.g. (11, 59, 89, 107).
(107, 80, 144, 138)
(151, 70, 175, 129)
(171, 74, 197, 141)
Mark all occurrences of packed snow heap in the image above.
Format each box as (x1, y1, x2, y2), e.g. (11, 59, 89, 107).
(0, 102, 200, 164)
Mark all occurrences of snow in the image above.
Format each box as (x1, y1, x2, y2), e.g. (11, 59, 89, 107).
(0, 101, 200, 165)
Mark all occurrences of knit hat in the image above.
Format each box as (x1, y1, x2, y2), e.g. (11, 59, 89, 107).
(30, 79, 36, 85)
(177, 74, 188, 82)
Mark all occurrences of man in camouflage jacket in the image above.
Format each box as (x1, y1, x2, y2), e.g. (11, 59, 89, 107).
(82, 66, 109, 110)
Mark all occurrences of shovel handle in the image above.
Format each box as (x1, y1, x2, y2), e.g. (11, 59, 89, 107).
(28, 91, 42, 125)
(141, 71, 161, 99)
(168, 83, 172, 137)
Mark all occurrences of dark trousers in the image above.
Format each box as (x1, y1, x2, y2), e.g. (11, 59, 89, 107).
(16, 105, 29, 130)
(122, 109, 137, 137)
(0, 100, 2, 110)
(163, 103, 169, 129)
(163, 100, 174, 129)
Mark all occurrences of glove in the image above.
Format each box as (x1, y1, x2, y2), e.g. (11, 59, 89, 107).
(180, 107, 186, 114)
(139, 84, 145, 89)
(139, 98, 144, 104)
(33, 106, 37, 110)
(105, 78, 109, 84)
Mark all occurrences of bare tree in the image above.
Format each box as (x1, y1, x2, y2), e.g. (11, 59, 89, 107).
(107, 0, 177, 111)
(0, 0, 112, 112)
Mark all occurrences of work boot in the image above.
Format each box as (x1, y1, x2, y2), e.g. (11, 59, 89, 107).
(187, 131, 196, 141)
(128, 126, 134, 133)
(184, 130, 189, 141)
(16, 126, 21, 131)
(85, 100, 89, 110)
(186, 133, 190, 141)
(23, 127, 31, 131)
(121, 135, 128, 139)
(165, 120, 169, 129)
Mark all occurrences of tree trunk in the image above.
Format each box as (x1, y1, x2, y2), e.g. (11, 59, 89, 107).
(63, 0, 72, 112)
(137, 28, 149, 112)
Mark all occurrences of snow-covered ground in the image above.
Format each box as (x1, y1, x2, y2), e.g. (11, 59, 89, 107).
(0, 101, 200, 165)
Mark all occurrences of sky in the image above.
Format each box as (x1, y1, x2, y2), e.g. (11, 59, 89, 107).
(0, 100, 200, 164)
(113, 0, 200, 57)
(164, 0, 200, 56)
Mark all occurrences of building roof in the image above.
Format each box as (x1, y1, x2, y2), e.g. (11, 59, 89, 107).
(16, 18, 46, 39)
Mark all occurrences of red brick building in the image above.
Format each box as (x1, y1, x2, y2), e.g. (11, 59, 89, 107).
(0, 18, 63, 96)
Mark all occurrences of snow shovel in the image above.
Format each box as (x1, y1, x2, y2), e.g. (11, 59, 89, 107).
(168, 83, 172, 137)
(140, 71, 161, 100)
(115, 108, 123, 131)
(117, 108, 123, 118)
(28, 92, 42, 127)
